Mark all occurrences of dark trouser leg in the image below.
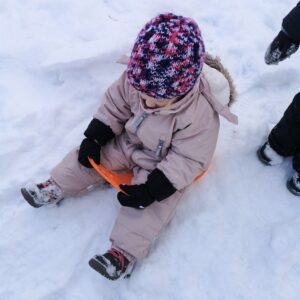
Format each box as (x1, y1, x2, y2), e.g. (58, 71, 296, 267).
(268, 92, 300, 157)
(293, 155, 300, 173)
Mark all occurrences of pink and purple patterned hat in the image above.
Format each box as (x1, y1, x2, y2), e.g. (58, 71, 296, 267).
(127, 13, 205, 100)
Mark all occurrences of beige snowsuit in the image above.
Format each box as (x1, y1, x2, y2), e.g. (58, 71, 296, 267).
(51, 56, 238, 259)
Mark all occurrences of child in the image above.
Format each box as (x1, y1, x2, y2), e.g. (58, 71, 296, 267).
(21, 13, 237, 280)
(258, 2, 300, 196)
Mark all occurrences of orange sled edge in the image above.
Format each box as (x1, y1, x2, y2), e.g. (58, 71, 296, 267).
(89, 158, 208, 192)
(88, 158, 133, 193)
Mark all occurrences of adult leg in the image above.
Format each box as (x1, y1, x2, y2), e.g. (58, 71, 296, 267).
(293, 155, 300, 173)
(287, 155, 300, 196)
(269, 92, 300, 157)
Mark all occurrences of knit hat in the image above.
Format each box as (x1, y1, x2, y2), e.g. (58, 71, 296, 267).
(127, 13, 205, 99)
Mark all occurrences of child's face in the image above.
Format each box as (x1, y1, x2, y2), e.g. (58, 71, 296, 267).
(140, 92, 179, 109)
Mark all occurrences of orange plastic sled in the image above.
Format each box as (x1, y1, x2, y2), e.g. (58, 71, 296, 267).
(193, 168, 208, 182)
(89, 158, 208, 193)
(89, 158, 133, 193)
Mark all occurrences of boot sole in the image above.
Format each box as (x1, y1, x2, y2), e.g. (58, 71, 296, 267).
(20, 188, 43, 208)
(286, 180, 300, 196)
(89, 257, 118, 280)
(256, 149, 271, 166)
(89, 256, 134, 281)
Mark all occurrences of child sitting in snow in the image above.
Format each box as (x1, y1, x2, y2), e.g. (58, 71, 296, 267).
(21, 13, 237, 280)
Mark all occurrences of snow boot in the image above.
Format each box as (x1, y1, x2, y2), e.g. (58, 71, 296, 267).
(287, 172, 300, 196)
(21, 178, 64, 208)
(265, 31, 299, 65)
(257, 142, 284, 166)
(89, 248, 135, 280)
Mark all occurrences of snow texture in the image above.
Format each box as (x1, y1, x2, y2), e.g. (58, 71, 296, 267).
(1, 0, 300, 299)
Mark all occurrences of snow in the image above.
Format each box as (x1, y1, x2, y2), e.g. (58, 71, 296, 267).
(1, 0, 300, 299)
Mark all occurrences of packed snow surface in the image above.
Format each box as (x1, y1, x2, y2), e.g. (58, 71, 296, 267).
(1, 0, 300, 299)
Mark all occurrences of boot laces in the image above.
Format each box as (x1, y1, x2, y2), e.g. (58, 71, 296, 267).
(108, 248, 126, 270)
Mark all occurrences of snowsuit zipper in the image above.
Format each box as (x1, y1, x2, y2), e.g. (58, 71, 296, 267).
(155, 137, 165, 159)
(133, 112, 149, 133)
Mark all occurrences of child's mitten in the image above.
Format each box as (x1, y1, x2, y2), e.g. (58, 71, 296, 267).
(117, 169, 176, 209)
(78, 138, 101, 168)
(84, 118, 115, 146)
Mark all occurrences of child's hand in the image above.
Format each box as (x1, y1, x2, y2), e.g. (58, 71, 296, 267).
(78, 138, 101, 168)
(117, 184, 155, 209)
(84, 118, 115, 146)
(117, 168, 177, 209)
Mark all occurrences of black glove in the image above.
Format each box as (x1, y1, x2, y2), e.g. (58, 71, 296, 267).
(118, 184, 155, 209)
(78, 138, 101, 168)
(117, 168, 176, 209)
(84, 118, 115, 146)
(265, 30, 299, 65)
(78, 119, 115, 168)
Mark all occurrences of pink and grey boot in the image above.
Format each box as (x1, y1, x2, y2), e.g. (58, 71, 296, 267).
(89, 248, 135, 280)
(21, 178, 64, 208)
